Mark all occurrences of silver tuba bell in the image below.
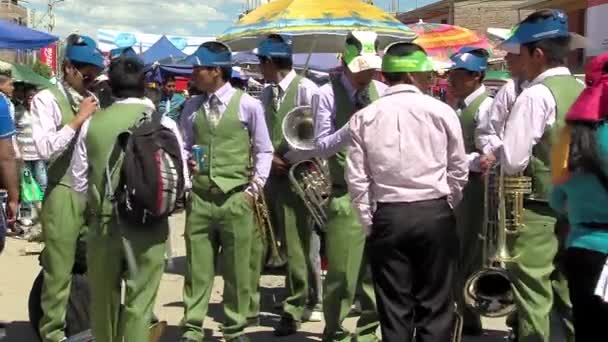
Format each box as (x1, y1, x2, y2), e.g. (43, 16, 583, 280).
(281, 96, 332, 230)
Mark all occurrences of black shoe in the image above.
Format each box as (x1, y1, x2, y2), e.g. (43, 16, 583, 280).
(226, 335, 250, 342)
(246, 316, 260, 327)
(177, 338, 197, 342)
(274, 316, 301, 337)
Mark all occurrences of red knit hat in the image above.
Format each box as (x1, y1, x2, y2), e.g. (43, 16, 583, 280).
(566, 53, 608, 122)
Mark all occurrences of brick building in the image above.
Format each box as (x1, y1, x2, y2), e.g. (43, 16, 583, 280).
(397, 0, 532, 35)
(0, 0, 29, 62)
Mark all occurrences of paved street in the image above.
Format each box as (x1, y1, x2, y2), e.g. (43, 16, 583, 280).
(0, 213, 563, 342)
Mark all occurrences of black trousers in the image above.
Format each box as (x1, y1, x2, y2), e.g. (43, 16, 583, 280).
(367, 198, 459, 342)
(564, 247, 608, 342)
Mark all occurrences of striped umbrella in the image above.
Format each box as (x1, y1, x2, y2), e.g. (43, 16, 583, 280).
(409, 20, 493, 64)
(218, 0, 416, 53)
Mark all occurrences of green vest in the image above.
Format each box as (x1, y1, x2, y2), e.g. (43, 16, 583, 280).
(526, 75, 584, 201)
(328, 78, 379, 187)
(46, 86, 77, 187)
(192, 90, 251, 194)
(459, 91, 489, 154)
(264, 75, 303, 150)
(85, 103, 148, 213)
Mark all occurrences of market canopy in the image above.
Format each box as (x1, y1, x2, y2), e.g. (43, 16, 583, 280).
(0, 60, 52, 88)
(141, 35, 187, 65)
(232, 51, 340, 72)
(0, 20, 58, 49)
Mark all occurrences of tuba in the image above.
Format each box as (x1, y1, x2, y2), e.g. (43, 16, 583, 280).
(463, 165, 531, 317)
(281, 97, 332, 230)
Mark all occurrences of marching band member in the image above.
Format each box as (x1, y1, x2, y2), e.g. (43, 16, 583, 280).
(313, 30, 385, 342)
(498, 9, 584, 341)
(447, 47, 493, 335)
(254, 34, 320, 335)
(178, 42, 273, 342)
(30, 35, 103, 342)
(68, 55, 180, 342)
(346, 41, 468, 342)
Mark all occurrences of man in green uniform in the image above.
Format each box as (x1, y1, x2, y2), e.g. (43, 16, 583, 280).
(447, 47, 493, 335)
(68, 54, 180, 342)
(312, 31, 385, 342)
(30, 35, 103, 342)
(498, 9, 585, 342)
(178, 42, 274, 342)
(248, 34, 320, 335)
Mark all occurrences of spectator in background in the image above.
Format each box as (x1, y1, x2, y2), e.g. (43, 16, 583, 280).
(550, 52, 608, 341)
(159, 75, 186, 121)
(0, 71, 19, 245)
(14, 85, 45, 226)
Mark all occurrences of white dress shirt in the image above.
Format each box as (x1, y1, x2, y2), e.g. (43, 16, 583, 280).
(501, 67, 573, 175)
(30, 85, 77, 161)
(346, 84, 469, 233)
(70, 97, 191, 194)
(458, 84, 493, 172)
(476, 79, 518, 155)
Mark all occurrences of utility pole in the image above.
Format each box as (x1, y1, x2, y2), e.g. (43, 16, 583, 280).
(46, 0, 64, 32)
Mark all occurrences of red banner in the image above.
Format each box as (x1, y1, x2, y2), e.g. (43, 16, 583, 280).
(39, 43, 57, 75)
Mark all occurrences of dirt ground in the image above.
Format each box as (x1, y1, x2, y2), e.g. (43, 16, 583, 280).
(1, 213, 522, 342)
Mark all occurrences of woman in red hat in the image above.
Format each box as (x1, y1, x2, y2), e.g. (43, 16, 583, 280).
(550, 52, 608, 341)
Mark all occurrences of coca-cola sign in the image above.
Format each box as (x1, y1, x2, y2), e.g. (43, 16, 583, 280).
(40, 43, 57, 75)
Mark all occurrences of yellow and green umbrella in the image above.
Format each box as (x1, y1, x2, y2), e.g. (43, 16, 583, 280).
(218, 0, 417, 53)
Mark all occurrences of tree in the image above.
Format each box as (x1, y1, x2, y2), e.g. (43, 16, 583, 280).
(32, 61, 52, 79)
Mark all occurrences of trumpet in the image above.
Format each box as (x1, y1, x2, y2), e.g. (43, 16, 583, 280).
(281, 99, 332, 230)
(251, 180, 286, 268)
(463, 165, 531, 317)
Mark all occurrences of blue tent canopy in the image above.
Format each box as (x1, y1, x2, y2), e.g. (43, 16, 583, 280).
(141, 35, 187, 65)
(232, 51, 339, 72)
(0, 20, 58, 49)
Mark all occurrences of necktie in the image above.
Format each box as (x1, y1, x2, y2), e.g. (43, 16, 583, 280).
(208, 94, 221, 128)
(270, 84, 281, 113)
(354, 88, 371, 110)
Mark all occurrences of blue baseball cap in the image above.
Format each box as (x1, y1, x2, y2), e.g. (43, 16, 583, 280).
(449, 47, 489, 72)
(65, 35, 105, 69)
(499, 10, 586, 54)
(190, 41, 232, 67)
(256, 35, 293, 58)
(110, 46, 139, 60)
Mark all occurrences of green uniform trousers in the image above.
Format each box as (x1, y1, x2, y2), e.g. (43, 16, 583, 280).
(182, 190, 254, 341)
(454, 173, 484, 322)
(323, 191, 379, 342)
(39, 184, 86, 342)
(506, 204, 574, 342)
(87, 214, 168, 342)
(250, 175, 312, 321)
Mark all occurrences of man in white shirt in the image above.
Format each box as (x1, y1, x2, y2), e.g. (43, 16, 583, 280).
(30, 35, 102, 342)
(497, 9, 585, 342)
(346, 41, 468, 342)
(446, 47, 493, 335)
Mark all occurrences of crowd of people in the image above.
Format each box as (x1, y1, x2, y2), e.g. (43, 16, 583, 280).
(0, 7, 607, 342)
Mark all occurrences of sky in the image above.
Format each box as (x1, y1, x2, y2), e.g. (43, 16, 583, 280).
(24, 0, 438, 39)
